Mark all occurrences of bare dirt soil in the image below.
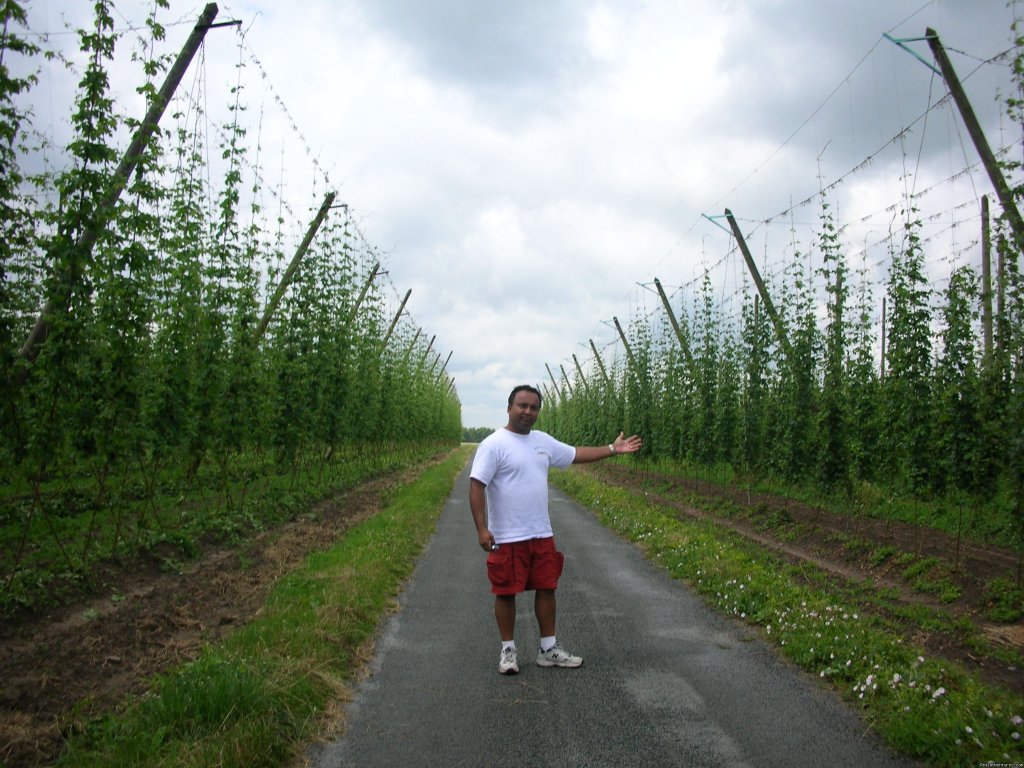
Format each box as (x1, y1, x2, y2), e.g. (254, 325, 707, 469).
(0, 468, 409, 768)
(1, 460, 1021, 767)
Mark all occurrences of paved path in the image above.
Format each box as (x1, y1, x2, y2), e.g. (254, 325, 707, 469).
(308, 458, 912, 768)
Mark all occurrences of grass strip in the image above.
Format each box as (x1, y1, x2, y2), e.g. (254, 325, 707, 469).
(55, 446, 472, 768)
(552, 467, 1024, 768)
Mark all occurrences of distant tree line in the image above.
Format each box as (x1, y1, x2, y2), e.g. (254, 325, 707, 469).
(462, 427, 495, 443)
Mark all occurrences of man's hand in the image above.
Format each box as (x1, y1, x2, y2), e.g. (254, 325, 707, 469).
(612, 431, 643, 454)
(478, 528, 496, 552)
(469, 477, 494, 552)
(572, 432, 644, 464)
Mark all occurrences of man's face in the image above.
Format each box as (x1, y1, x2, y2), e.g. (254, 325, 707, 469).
(506, 391, 541, 434)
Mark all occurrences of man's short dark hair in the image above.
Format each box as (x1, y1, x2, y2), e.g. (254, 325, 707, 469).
(508, 384, 543, 408)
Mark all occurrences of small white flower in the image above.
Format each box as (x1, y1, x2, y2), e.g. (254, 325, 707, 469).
(932, 687, 946, 699)
(1012, 715, 1023, 726)
(892, 673, 902, 684)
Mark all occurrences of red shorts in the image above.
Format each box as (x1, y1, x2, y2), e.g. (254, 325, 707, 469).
(486, 536, 565, 595)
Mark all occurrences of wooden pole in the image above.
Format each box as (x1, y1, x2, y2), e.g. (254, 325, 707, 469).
(653, 277, 695, 377)
(997, 235, 1006, 355)
(254, 192, 337, 341)
(881, 296, 887, 380)
(927, 28, 1024, 252)
(981, 195, 993, 362)
(343, 261, 380, 327)
(589, 339, 611, 386)
(404, 328, 422, 361)
(435, 350, 453, 383)
(560, 364, 575, 397)
(613, 317, 636, 367)
(572, 354, 591, 395)
(546, 363, 563, 399)
(381, 288, 412, 351)
(541, 382, 555, 406)
(418, 334, 436, 369)
(725, 209, 793, 363)
(20, 3, 224, 363)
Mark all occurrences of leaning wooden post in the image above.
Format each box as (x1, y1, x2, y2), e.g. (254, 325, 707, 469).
(418, 334, 436, 369)
(381, 288, 412, 352)
(589, 339, 611, 386)
(541, 382, 556, 406)
(254, 191, 337, 341)
(981, 196, 993, 363)
(997, 235, 1007, 355)
(560, 364, 575, 397)
(427, 352, 442, 377)
(881, 297, 888, 380)
(403, 328, 422, 363)
(572, 354, 591, 396)
(20, 3, 225, 362)
(653, 277, 696, 378)
(343, 261, 380, 328)
(926, 28, 1024, 253)
(725, 209, 794, 364)
(435, 350, 453, 383)
(613, 317, 636, 367)
(545, 363, 563, 399)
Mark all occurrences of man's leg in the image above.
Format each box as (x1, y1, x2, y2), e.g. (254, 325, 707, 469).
(495, 594, 516, 640)
(495, 594, 519, 674)
(534, 588, 556, 637)
(534, 588, 582, 668)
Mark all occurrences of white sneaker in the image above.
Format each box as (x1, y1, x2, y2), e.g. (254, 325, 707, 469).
(498, 647, 519, 675)
(536, 643, 583, 668)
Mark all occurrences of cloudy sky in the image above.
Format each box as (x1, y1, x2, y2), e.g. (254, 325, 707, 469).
(22, 0, 1021, 429)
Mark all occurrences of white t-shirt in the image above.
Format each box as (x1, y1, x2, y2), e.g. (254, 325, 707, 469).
(470, 428, 577, 544)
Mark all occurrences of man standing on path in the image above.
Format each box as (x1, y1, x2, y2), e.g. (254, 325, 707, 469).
(469, 384, 643, 675)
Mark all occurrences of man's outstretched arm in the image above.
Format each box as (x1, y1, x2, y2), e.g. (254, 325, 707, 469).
(572, 431, 642, 464)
